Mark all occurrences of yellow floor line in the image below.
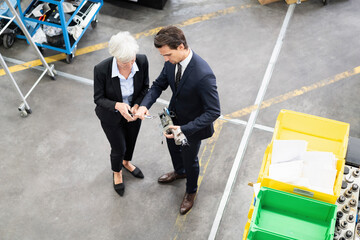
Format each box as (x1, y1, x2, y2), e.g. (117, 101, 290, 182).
(224, 65, 360, 119)
(0, 3, 252, 77)
(173, 119, 225, 240)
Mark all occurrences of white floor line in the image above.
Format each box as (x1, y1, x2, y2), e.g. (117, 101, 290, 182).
(220, 117, 274, 133)
(208, 4, 296, 240)
(2, 58, 274, 132)
(155, 102, 274, 133)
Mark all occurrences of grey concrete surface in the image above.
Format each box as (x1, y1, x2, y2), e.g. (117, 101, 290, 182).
(1, 0, 360, 239)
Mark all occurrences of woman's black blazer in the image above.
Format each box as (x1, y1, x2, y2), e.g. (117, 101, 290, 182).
(93, 54, 149, 125)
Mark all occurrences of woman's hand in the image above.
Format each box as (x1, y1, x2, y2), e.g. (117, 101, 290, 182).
(115, 102, 135, 122)
(130, 104, 140, 116)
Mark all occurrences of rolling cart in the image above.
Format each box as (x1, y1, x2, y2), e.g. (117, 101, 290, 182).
(0, 0, 56, 117)
(17, 0, 103, 63)
(0, 0, 37, 48)
(0, 0, 20, 48)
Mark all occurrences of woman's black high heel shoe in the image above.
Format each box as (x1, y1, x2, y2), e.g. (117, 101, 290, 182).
(124, 165, 144, 178)
(113, 173, 125, 196)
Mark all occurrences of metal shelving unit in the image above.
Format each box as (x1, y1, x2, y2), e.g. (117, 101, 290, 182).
(17, 0, 102, 63)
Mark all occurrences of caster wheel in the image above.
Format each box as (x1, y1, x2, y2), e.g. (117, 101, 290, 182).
(48, 65, 57, 80)
(91, 20, 98, 29)
(50, 69, 57, 80)
(91, 15, 98, 29)
(38, 46, 44, 54)
(91, 19, 98, 29)
(3, 34, 15, 49)
(66, 53, 74, 64)
(322, 0, 328, 5)
(20, 110, 28, 118)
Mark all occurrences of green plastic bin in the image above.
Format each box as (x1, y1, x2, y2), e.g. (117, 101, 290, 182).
(247, 187, 337, 240)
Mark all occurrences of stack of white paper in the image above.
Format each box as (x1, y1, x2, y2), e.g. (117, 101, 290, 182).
(269, 140, 337, 195)
(271, 140, 308, 164)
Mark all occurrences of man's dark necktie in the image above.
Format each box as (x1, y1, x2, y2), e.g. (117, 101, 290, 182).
(175, 63, 182, 90)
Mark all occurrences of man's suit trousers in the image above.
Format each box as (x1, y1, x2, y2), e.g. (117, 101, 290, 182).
(167, 138, 201, 194)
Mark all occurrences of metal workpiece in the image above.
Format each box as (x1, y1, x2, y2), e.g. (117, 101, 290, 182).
(345, 189, 353, 198)
(338, 195, 347, 204)
(346, 214, 355, 223)
(349, 199, 357, 208)
(335, 165, 360, 240)
(345, 230, 353, 239)
(346, 175, 355, 184)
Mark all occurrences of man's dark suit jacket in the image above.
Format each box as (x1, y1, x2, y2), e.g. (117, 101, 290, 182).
(94, 54, 149, 125)
(141, 51, 220, 140)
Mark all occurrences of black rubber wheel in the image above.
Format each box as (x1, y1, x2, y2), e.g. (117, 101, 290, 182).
(323, 0, 329, 5)
(91, 20, 97, 29)
(25, 108, 32, 114)
(3, 34, 15, 49)
(66, 53, 74, 64)
(91, 16, 98, 29)
(38, 46, 44, 54)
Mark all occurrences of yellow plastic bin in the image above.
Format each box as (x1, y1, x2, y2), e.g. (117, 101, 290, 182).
(259, 109, 350, 204)
(259, 144, 345, 203)
(242, 197, 256, 240)
(272, 109, 350, 158)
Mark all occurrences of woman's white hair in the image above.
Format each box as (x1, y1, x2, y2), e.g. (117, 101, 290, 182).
(108, 31, 139, 63)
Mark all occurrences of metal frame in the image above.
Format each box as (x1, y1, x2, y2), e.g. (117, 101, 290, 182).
(0, 0, 56, 117)
(17, 0, 103, 62)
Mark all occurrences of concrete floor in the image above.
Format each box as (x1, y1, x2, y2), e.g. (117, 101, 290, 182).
(1, 0, 360, 239)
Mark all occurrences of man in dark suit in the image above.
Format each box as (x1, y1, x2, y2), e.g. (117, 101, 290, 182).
(136, 26, 220, 214)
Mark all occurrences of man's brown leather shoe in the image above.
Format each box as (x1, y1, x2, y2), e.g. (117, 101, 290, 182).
(158, 171, 186, 183)
(180, 192, 196, 215)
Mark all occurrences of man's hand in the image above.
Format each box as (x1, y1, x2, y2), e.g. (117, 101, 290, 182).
(130, 104, 139, 116)
(164, 125, 180, 139)
(135, 106, 150, 120)
(115, 102, 135, 122)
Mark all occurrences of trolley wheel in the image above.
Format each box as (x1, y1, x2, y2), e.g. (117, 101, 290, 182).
(20, 110, 28, 118)
(3, 34, 15, 49)
(47, 64, 57, 80)
(66, 53, 74, 64)
(38, 46, 44, 54)
(91, 16, 98, 29)
(322, 0, 328, 5)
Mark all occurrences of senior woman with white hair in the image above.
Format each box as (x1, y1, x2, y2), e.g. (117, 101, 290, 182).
(94, 31, 149, 196)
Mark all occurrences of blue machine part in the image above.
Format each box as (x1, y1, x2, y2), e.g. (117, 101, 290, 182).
(0, 0, 37, 36)
(0, 0, 18, 21)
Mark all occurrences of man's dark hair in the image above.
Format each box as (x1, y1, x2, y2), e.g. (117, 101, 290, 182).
(154, 26, 188, 50)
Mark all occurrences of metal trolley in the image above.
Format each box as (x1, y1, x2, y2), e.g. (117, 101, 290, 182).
(17, 0, 102, 63)
(0, 0, 57, 117)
